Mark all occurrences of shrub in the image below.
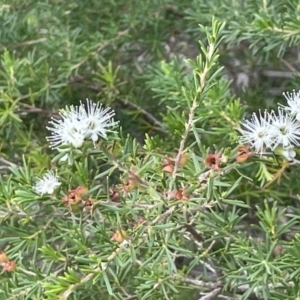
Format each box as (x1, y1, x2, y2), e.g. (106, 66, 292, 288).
(1, 1, 300, 300)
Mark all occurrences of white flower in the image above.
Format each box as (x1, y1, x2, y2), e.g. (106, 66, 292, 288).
(34, 171, 61, 196)
(46, 107, 87, 149)
(281, 90, 300, 121)
(46, 99, 118, 149)
(240, 110, 273, 154)
(78, 99, 119, 143)
(269, 108, 300, 149)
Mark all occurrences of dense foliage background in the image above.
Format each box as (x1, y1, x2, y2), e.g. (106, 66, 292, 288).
(1, 1, 300, 299)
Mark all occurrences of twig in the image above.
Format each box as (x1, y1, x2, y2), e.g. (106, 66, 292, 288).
(184, 233, 203, 248)
(280, 57, 299, 73)
(120, 286, 136, 300)
(26, 217, 54, 239)
(171, 99, 198, 184)
(198, 165, 236, 184)
(236, 280, 294, 293)
(119, 99, 169, 133)
(101, 145, 149, 188)
(69, 28, 132, 71)
(0, 157, 17, 167)
(10, 38, 47, 48)
(7, 287, 35, 300)
(0, 166, 11, 171)
(170, 40, 219, 193)
(198, 287, 222, 300)
(202, 240, 216, 257)
(149, 207, 175, 226)
(181, 277, 222, 289)
(220, 111, 244, 135)
(262, 70, 295, 78)
(59, 272, 95, 299)
(216, 295, 235, 300)
(185, 224, 204, 243)
(59, 240, 131, 299)
(59, 205, 179, 298)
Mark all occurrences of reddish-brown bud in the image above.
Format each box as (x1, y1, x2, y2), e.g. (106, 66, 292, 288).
(0, 252, 7, 263)
(75, 186, 88, 197)
(82, 197, 95, 214)
(124, 178, 139, 191)
(162, 158, 174, 173)
(110, 188, 121, 202)
(110, 230, 129, 243)
(178, 153, 189, 167)
(132, 216, 147, 229)
(204, 152, 223, 171)
(62, 185, 88, 207)
(236, 145, 252, 163)
(175, 188, 190, 201)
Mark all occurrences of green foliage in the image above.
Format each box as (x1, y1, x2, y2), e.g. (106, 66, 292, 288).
(1, 1, 300, 300)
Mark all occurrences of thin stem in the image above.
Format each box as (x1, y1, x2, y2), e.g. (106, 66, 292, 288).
(198, 287, 222, 300)
(119, 98, 169, 133)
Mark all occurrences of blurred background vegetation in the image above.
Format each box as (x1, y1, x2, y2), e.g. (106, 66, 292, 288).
(1, 0, 300, 165)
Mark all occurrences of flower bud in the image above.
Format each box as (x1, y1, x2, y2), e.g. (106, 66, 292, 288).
(132, 216, 147, 229)
(75, 186, 88, 197)
(178, 153, 189, 167)
(82, 197, 95, 214)
(125, 178, 139, 191)
(111, 230, 129, 243)
(0, 252, 8, 263)
(236, 145, 252, 163)
(162, 158, 174, 173)
(107, 143, 121, 156)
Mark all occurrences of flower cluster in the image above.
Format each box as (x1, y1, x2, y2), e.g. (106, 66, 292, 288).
(46, 99, 118, 149)
(34, 171, 61, 196)
(240, 90, 300, 160)
(33, 99, 119, 196)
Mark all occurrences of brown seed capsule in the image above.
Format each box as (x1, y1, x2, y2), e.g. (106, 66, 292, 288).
(82, 200, 94, 215)
(128, 178, 139, 190)
(175, 188, 190, 201)
(110, 188, 121, 202)
(204, 152, 223, 171)
(62, 185, 88, 208)
(122, 167, 141, 191)
(2, 261, 16, 272)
